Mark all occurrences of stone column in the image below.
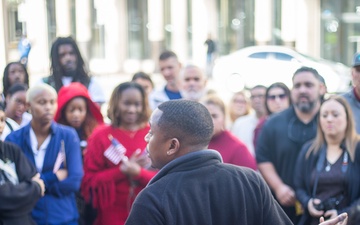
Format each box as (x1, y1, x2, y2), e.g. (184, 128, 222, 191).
(281, 0, 296, 47)
(171, 0, 188, 63)
(55, 0, 71, 37)
(148, 0, 164, 71)
(0, 0, 8, 74)
(191, 0, 208, 67)
(76, 0, 92, 62)
(254, 0, 272, 45)
(26, 0, 49, 75)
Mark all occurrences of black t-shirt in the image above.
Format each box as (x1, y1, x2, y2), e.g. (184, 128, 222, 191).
(256, 106, 318, 188)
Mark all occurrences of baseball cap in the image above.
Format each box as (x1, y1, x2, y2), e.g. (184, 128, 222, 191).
(352, 52, 360, 67)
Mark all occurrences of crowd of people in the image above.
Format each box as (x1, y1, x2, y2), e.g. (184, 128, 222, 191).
(0, 35, 359, 225)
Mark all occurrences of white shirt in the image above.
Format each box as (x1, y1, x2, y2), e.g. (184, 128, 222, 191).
(1, 118, 20, 141)
(62, 77, 105, 104)
(20, 112, 32, 127)
(30, 128, 51, 172)
(231, 113, 259, 156)
(38, 76, 106, 105)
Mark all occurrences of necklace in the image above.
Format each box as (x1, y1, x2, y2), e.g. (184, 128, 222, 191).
(325, 151, 348, 172)
(325, 161, 332, 172)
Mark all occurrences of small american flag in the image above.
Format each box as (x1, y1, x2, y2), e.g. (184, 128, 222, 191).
(104, 135, 127, 165)
(53, 140, 66, 173)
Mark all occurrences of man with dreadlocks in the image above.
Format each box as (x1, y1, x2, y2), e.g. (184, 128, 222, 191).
(42, 36, 105, 106)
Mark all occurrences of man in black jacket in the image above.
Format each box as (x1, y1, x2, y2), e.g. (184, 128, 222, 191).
(125, 99, 292, 225)
(0, 102, 45, 225)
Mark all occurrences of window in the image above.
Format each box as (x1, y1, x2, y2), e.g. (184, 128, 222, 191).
(91, 0, 105, 58)
(7, 1, 23, 43)
(274, 53, 294, 61)
(127, 0, 150, 59)
(217, 0, 255, 55)
(248, 52, 267, 59)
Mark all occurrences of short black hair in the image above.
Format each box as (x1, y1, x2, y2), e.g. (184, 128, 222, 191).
(7, 83, 28, 97)
(251, 85, 267, 92)
(132, 71, 154, 88)
(159, 50, 178, 61)
(157, 100, 214, 147)
(292, 66, 322, 82)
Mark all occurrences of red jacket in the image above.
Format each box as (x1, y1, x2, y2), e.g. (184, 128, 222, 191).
(54, 82, 103, 125)
(82, 124, 156, 225)
(208, 130, 257, 170)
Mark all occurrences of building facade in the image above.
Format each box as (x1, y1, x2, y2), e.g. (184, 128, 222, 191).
(0, 0, 360, 76)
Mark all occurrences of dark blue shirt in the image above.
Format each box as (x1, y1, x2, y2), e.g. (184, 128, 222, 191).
(164, 86, 182, 100)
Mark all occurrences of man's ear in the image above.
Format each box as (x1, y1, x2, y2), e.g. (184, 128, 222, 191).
(319, 82, 327, 97)
(166, 138, 180, 156)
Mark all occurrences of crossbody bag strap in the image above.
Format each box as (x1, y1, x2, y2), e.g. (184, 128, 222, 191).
(312, 145, 326, 198)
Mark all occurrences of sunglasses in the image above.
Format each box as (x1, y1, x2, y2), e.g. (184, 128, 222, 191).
(267, 94, 287, 100)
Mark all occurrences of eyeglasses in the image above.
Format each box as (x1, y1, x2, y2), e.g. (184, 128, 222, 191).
(233, 99, 246, 104)
(250, 95, 265, 100)
(267, 94, 287, 100)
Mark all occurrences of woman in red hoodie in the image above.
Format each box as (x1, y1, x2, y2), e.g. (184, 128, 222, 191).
(82, 82, 156, 225)
(55, 82, 104, 153)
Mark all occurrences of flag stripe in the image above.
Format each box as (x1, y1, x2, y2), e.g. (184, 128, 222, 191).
(104, 139, 127, 165)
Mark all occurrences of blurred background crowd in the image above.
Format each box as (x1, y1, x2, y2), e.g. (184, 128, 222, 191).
(0, 1, 360, 225)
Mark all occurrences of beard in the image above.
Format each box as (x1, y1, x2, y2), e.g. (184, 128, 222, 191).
(63, 69, 77, 78)
(294, 99, 316, 113)
(181, 89, 206, 101)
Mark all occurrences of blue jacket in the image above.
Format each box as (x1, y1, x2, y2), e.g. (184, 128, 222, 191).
(6, 122, 83, 225)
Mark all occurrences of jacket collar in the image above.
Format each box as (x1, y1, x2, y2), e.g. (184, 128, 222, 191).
(148, 150, 222, 186)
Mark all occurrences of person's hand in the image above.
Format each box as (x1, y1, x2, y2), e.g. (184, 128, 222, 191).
(120, 151, 141, 177)
(134, 149, 151, 169)
(55, 169, 68, 181)
(324, 209, 338, 220)
(275, 184, 296, 206)
(32, 173, 45, 196)
(308, 198, 324, 217)
(319, 212, 347, 225)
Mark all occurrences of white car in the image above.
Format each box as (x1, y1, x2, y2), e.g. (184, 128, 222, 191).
(212, 45, 351, 96)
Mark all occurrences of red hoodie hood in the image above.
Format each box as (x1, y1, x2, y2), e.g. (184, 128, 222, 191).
(54, 82, 104, 124)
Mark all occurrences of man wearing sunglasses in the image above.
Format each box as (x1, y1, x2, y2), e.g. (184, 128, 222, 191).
(343, 53, 360, 134)
(256, 67, 326, 224)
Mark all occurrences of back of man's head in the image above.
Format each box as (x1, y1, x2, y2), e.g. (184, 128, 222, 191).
(159, 50, 178, 61)
(157, 100, 214, 148)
